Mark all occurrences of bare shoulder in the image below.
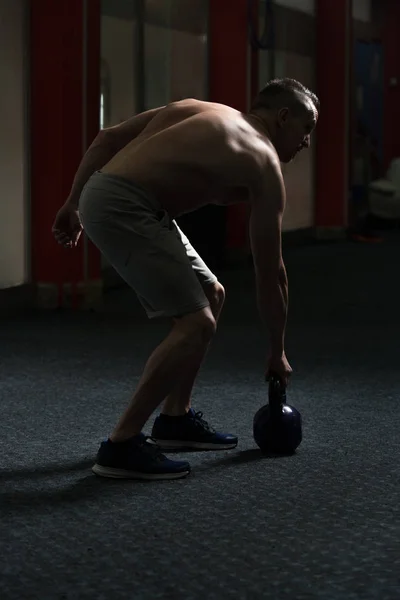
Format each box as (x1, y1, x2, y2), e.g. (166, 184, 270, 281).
(263, 150, 284, 185)
(164, 98, 238, 120)
(171, 98, 238, 114)
(181, 106, 284, 192)
(149, 99, 238, 135)
(250, 148, 286, 211)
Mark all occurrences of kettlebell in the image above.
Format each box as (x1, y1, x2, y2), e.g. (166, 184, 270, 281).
(253, 372, 302, 454)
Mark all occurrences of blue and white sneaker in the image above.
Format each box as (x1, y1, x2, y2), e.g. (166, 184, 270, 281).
(151, 409, 238, 451)
(92, 433, 191, 480)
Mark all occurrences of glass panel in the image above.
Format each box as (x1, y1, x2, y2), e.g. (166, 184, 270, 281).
(144, 0, 172, 109)
(99, 0, 210, 276)
(101, 0, 209, 119)
(100, 1, 139, 273)
(101, 0, 138, 127)
(144, 0, 209, 109)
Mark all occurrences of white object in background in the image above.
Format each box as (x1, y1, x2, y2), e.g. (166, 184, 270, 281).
(369, 158, 400, 220)
(352, 0, 371, 23)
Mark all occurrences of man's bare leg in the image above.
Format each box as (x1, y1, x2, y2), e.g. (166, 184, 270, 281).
(109, 307, 216, 443)
(161, 282, 225, 416)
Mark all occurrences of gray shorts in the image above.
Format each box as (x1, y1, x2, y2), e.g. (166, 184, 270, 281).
(78, 171, 218, 319)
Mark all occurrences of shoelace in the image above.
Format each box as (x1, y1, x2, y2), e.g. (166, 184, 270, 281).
(191, 411, 216, 434)
(142, 436, 165, 461)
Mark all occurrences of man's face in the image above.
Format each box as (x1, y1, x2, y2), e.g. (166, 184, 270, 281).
(276, 102, 318, 163)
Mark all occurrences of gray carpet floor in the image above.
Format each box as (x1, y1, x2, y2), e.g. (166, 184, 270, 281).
(1, 233, 399, 600)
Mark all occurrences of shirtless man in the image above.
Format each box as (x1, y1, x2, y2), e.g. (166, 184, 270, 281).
(52, 78, 319, 481)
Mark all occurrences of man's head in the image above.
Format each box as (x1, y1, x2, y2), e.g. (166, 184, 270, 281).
(250, 78, 319, 163)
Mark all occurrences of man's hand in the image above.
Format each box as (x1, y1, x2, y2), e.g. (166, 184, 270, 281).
(52, 203, 83, 249)
(266, 352, 293, 388)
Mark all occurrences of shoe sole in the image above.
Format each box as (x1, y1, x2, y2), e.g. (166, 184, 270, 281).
(151, 439, 238, 451)
(92, 464, 190, 480)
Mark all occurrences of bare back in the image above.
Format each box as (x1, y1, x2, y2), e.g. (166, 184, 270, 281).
(102, 99, 276, 217)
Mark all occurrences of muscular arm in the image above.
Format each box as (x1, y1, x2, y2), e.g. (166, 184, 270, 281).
(279, 260, 288, 307)
(66, 106, 165, 208)
(249, 162, 288, 357)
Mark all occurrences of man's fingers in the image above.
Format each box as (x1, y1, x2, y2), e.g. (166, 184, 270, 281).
(56, 235, 69, 243)
(55, 233, 72, 246)
(53, 225, 81, 248)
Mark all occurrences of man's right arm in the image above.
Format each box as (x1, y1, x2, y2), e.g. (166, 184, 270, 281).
(249, 162, 288, 358)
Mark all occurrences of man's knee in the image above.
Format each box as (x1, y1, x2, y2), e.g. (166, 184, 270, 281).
(205, 281, 225, 316)
(173, 306, 217, 346)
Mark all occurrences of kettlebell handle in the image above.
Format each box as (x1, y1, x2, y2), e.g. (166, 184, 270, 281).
(266, 371, 285, 389)
(267, 371, 287, 406)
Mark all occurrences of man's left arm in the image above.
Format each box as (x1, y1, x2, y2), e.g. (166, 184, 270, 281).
(66, 106, 165, 208)
(279, 259, 288, 308)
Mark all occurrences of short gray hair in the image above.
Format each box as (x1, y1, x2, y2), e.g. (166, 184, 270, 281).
(251, 78, 319, 115)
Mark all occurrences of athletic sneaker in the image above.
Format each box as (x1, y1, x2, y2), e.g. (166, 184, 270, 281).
(151, 409, 238, 451)
(92, 433, 191, 480)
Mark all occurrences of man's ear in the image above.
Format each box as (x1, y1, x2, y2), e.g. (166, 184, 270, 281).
(277, 107, 289, 127)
